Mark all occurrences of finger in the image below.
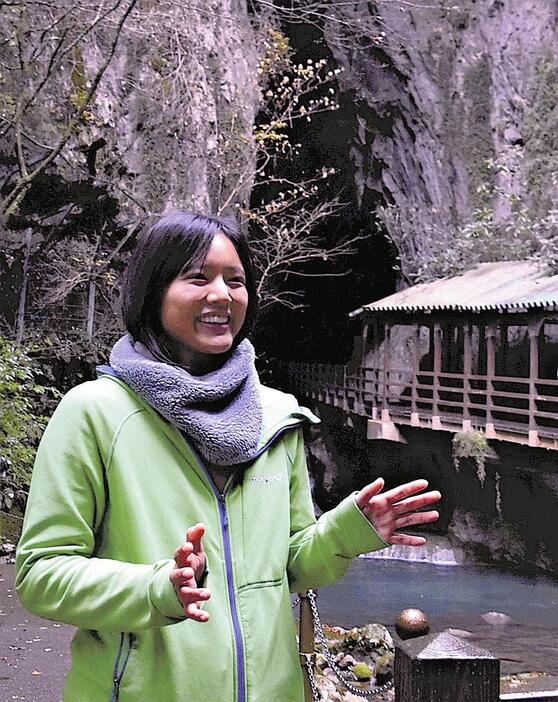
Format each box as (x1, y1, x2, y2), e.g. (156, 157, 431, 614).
(395, 510, 440, 530)
(179, 586, 211, 604)
(186, 523, 206, 553)
(169, 567, 194, 585)
(355, 478, 385, 510)
(185, 601, 210, 622)
(174, 542, 194, 566)
(389, 533, 427, 547)
(381, 479, 429, 504)
(392, 491, 441, 515)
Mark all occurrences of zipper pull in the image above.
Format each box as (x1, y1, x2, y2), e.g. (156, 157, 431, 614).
(220, 492, 228, 529)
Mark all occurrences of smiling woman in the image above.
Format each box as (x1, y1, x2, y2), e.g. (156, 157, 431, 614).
(15, 210, 440, 702)
(160, 233, 249, 371)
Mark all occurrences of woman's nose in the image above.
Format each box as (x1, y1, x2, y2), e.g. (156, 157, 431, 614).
(206, 276, 232, 303)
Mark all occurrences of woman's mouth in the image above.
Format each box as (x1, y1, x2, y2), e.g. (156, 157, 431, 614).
(197, 313, 230, 326)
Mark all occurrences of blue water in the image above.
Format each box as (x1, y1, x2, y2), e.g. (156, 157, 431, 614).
(316, 558, 558, 629)
(311, 558, 558, 675)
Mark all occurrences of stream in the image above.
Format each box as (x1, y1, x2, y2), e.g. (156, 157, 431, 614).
(315, 557, 558, 676)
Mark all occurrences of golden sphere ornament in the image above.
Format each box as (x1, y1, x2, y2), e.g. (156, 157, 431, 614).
(395, 608, 431, 639)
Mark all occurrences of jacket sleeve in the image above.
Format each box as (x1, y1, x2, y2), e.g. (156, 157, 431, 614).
(286, 429, 388, 593)
(15, 388, 186, 632)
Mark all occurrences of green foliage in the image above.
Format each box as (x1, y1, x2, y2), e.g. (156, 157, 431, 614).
(0, 338, 60, 514)
(352, 662, 373, 680)
(70, 45, 89, 111)
(463, 56, 495, 207)
(452, 430, 490, 487)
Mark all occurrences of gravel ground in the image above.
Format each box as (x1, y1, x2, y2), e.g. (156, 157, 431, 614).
(0, 562, 73, 702)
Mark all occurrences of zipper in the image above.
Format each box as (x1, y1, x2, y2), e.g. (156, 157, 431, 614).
(216, 484, 246, 702)
(109, 632, 134, 702)
(199, 466, 245, 702)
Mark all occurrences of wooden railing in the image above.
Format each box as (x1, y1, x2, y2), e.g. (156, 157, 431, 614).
(279, 362, 558, 449)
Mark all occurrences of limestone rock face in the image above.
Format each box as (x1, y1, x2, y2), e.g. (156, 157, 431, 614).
(1, 1, 261, 220)
(81, 1, 261, 216)
(328, 0, 558, 227)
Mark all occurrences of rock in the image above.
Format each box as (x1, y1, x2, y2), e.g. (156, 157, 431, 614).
(315, 621, 395, 698)
(448, 628, 475, 638)
(481, 611, 512, 625)
(335, 653, 356, 670)
(326, 0, 558, 276)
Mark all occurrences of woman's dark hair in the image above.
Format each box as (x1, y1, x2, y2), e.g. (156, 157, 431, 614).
(121, 211, 257, 361)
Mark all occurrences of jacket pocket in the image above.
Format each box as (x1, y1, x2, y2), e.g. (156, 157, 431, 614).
(237, 577, 283, 593)
(110, 632, 135, 702)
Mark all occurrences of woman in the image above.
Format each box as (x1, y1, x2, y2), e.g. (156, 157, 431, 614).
(16, 211, 440, 702)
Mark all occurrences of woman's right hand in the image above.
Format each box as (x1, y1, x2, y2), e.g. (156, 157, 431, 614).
(169, 523, 211, 622)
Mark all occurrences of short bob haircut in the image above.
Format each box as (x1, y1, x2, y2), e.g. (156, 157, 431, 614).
(120, 211, 258, 362)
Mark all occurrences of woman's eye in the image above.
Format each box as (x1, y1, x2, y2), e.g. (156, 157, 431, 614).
(185, 272, 206, 283)
(228, 278, 246, 288)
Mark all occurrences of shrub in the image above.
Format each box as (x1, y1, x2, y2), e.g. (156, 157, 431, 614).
(0, 337, 60, 515)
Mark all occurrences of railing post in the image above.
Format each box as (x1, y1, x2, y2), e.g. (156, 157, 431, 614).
(411, 324, 420, 426)
(485, 324, 497, 438)
(395, 630, 500, 702)
(432, 323, 442, 429)
(382, 323, 391, 421)
(463, 322, 473, 432)
(527, 320, 542, 447)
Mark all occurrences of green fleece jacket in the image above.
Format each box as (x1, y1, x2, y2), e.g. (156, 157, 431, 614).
(16, 375, 387, 702)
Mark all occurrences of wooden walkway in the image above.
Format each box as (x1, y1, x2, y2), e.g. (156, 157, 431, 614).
(279, 362, 558, 450)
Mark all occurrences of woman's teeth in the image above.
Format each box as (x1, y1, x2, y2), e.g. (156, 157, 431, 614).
(199, 315, 229, 324)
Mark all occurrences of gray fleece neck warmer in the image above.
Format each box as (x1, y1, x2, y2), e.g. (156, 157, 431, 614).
(109, 335, 263, 468)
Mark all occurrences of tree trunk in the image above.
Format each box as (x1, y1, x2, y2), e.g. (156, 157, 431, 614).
(87, 279, 96, 340)
(15, 228, 32, 346)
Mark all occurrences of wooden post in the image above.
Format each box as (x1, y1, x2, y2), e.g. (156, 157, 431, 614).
(395, 630, 500, 702)
(462, 322, 473, 432)
(298, 592, 315, 702)
(432, 323, 442, 429)
(371, 320, 380, 419)
(411, 324, 420, 426)
(485, 324, 497, 438)
(527, 320, 543, 447)
(382, 323, 391, 421)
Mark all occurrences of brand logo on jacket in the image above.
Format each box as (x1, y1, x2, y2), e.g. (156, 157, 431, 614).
(248, 473, 282, 484)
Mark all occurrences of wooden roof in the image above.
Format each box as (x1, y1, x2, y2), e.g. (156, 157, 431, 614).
(350, 261, 558, 318)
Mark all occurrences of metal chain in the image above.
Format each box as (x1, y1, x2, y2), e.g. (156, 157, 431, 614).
(304, 654, 322, 702)
(294, 591, 393, 699)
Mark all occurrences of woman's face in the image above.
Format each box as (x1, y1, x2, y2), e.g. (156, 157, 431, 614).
(160, 233, 249, 370)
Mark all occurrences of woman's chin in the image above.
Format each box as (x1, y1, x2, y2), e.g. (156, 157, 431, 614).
(197, 336, 235, 357)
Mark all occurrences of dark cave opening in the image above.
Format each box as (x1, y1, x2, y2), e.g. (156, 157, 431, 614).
(253, 20, 398, 364)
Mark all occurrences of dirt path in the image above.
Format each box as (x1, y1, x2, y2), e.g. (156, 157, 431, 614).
(0, 562, 72, 702)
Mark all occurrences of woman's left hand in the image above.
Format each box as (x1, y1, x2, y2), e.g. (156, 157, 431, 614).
(356, 478, 441, 546)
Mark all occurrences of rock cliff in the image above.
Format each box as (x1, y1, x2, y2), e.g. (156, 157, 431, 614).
(327, 0, 558, 240)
